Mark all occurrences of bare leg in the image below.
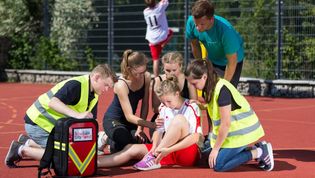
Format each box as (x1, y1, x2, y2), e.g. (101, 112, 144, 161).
(153, 60, 160, 78)
(156, 115, 189, 150)
(21, 146, 45, 161)
(98, 144, 148, 168)
(28, 139, 42, 148)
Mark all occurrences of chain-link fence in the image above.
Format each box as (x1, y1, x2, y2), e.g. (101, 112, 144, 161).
(59, 0, 315, 80)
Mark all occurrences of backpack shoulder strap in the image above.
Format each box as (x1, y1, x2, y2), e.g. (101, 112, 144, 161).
(38, 127, 55, 178)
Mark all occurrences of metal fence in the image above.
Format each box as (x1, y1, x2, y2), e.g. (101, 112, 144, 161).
(70, 0, 315, 80)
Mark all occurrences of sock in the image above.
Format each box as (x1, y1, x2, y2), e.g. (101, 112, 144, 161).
(18, 145, 24, 157)
(256, 147, 263, 159)
(24, 139, 30, 147)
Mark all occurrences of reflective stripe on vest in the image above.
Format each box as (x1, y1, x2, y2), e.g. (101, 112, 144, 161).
(68, 143, 96, 174)
(208, 78, 264, 148)
(212, 108, 254, 126)
(26, 75, 98, 132)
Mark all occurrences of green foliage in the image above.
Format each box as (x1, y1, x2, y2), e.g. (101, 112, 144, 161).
(8, 32, 34, 69)
(85, 47, 97, 71)
(50, 0, 99, 58)
(30, 36, 78, 71)
(0, 0, 31, 37)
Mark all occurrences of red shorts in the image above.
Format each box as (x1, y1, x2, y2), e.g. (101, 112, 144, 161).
(145, 143, 200, 166)
(149, 29, 173, 60)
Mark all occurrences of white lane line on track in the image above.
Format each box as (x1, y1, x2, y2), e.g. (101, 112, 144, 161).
(262, 118, 315, 125)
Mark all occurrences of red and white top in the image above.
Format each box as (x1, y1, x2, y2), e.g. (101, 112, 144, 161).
(143, 0, 169, 45)
(157, 99, 202, 134)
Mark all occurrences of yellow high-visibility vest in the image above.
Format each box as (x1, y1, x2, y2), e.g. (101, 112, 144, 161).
(197, 42, 208, 97)
(26, 75, 98, 132)
(207, 79, 264, 148)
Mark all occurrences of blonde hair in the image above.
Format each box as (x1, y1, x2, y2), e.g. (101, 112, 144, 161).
(154, 75, 180, 97)
(161, 51, 184, 71)
(91, 64, 116, 82)
(120, 49, 148, 78)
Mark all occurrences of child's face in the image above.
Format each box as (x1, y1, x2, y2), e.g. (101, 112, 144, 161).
(160, 92, 180, 109)
(130, 65, 147, 80)
(163, 62, 181, 77)
(187, 74, 207, 90)
(94, 76, 114, 95)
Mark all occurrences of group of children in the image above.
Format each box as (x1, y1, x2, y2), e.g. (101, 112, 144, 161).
(5, 49, 274, 172)
(5, 0, 274, 173)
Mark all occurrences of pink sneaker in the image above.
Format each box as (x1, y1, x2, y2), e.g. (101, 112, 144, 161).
(133, 152, 161, 171)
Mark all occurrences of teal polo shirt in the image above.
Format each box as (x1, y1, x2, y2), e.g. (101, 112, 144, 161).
(186, 15, 244, 66)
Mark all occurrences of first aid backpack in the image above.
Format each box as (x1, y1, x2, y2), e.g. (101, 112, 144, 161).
(38, 117, 98, 177)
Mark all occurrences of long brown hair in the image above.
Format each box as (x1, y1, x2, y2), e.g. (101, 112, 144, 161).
(120, 49, 148, 78)
(185, 59, 218, 103)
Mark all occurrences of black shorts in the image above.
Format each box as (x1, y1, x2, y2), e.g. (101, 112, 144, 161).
(213, 61, 243, 87)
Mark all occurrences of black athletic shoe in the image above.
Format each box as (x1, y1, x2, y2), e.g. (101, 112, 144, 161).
(255, 141, 267, 168)
(5, 141, 22, 168)
(259, 143, 274, 171)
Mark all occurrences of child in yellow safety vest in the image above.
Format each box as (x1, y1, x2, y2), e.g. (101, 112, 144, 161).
(185, 59, 274, 172)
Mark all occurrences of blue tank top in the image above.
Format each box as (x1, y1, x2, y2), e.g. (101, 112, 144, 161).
(104, 77, 145, 124)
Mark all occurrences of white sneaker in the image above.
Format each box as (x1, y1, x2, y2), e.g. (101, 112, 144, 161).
(97, 131, 107, 155)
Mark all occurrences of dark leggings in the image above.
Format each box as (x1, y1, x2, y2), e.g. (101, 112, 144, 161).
(103, 118, 149, 153)
(213, 61, 243, 87)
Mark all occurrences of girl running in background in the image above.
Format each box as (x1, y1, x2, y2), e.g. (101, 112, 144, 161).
(144, 0, 173, 77)
(150, 51, 197, 136)
(98, 76, 202, 170)
(185, 59, 274, 172)
(98, 49, 155, 154)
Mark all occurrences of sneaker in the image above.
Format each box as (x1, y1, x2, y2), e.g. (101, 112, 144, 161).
(5, 141, 22, 168)
(133, 152, 161, 171)
(17, 134, 30, 145)
(255, 141, 267, 168)
(259, 143, 274, 171)
(97, 131, 107, 155)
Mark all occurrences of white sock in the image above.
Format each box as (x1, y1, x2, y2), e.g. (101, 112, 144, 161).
(18, 145, 24, 157)
(256, 147, 263, 159)
(24, 139, 30, 147)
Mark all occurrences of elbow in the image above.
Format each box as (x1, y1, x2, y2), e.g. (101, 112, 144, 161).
(193, 133, 201, 144)
(222, 122, 231, 130)
(48, 97, 56, 108)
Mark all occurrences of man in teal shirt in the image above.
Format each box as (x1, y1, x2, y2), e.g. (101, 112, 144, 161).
(186, 0, 244, 87)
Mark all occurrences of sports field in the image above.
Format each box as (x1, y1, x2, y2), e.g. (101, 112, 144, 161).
(1, 83, 315, 178)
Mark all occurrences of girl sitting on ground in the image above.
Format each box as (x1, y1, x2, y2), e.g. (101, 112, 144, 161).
(98, 75, 203, 170)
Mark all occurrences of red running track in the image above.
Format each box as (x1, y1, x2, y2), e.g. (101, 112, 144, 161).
(0, 83, 315, 178)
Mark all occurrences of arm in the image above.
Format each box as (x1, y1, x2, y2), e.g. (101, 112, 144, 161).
(137, 72, 152, 132)
(224, 53, 238, 82)
(151, 77, 161, 113)
(48, 97, 93, 119)
(150, 130, 163, 152)
(115, 77, 155, 129)
(208, 105, 231, 168)
(190, 39, 202, 59)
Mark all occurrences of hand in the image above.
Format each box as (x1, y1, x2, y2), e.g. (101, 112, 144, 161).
(208, 149, 219, 169)
(75, 111, 93, 119)
(135, 130, 147, 143)
(155, 116, 164, 128)
(189, 99, 207, 110)
(155, 147, 171, 164)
